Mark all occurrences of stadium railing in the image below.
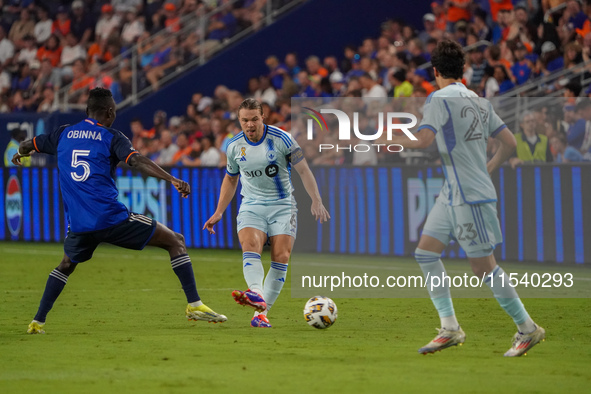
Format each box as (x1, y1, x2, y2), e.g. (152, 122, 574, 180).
(55, 0, 305, 112)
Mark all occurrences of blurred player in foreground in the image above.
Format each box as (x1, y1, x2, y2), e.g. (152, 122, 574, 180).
(389, 41, 545, 357)
(203, 98, 330, 328)
(13, 87, 226, 334)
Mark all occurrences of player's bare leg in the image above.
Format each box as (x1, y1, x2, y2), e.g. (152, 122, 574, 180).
(470, 253, 545, 357)
(28, 254, 79, 334)
(148, 222, 227, 323)
(415, 234, 465, 354)
(233, 228, 268, 315)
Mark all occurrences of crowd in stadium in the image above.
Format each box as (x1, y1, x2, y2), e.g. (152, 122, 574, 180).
(3, 0, 591, 167)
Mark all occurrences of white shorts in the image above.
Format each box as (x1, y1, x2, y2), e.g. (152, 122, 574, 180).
(422, 200, 502, 258)
(237, 201, 298, 238)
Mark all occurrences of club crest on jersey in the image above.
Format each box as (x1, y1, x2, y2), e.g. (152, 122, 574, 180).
(239, 147, 247, 161)
(266, 151, 276, 161)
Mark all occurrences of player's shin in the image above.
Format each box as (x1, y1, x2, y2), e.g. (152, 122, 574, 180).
(260, 261, 288, 315)
(171, 254, 201, 305)
(484, 265, 536, 334)
(243, 252, 264, 295)
(415, 248, 459, 330)
(33, 268, 70, 323)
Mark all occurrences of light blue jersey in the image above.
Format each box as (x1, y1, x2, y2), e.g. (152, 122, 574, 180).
(418, 83, 506, 206)
(226, 124, 304, 204)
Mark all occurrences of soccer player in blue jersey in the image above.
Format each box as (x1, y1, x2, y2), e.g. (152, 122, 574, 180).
(389, 41, 545, 357)
(12, 88, 227, 334)
(203, 98, 330, 328)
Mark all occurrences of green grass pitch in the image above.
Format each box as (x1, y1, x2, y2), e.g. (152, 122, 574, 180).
(1, 242, 590, 393)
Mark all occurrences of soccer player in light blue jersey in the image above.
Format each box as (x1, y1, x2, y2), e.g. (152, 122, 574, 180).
(12, 88, 226, 334)
(204, 98, 330, 328)
(389, 41, 545, 357)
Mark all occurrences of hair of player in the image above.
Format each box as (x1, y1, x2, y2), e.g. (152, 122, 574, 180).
(87, 87, 113, 113)
(238, 98, 263, 116)
(431, 40, 465, 80)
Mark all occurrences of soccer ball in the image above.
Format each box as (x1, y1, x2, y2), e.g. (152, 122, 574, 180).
(303, 296, 338, 329)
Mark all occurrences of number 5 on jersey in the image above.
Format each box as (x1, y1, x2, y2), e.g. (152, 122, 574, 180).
(71, 149, 91, 182)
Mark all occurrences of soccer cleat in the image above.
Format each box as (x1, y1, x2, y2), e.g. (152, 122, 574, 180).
(504, 325, 545, 357)
(231, 289, 267, 312)
(418, 327, 466, 354)
(186, 304, 227, 323)
(251, 315, 272, 328)
(27, 320, 45, 334)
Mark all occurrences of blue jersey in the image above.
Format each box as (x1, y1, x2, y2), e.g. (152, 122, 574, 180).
(34, 118, 138, 233)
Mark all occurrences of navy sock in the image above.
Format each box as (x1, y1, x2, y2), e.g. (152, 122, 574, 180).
(33, 269, 69, 323)
(171, 254, 200, 303)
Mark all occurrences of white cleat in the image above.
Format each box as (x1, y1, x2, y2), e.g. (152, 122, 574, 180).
(504, 325, 545, 357)
(418, 327, 466, 354)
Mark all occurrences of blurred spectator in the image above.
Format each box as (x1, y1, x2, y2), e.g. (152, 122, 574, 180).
(266, 55, 288, 90)
(4, 128, 30, 167)
(199, 135, 222, 166)
(446, 0, 472, 32)
(0, 26, 15, 68)
(164, 3, 181, 33)
(32, 58, 61, 91)
(9, 8, 35, 49)
(284, 52, 301, 78)
(37, 86, 57, 113)
(510, 111, 553, 168)
(121, 8, 145, 47)
(551, 133, 584, 162)
(180, 137, 203, 166)
(419, 13, 437, 44)
(567, 99, 591, 151)
(52, 6, 72, 39)
(360, 72, 387, 97)
(411, 68, 435, 95)
(68, 59, 93, 103)
(306, 55, 329, 79)
(254, 75, 277, 105)
(60, 33, 87, 79)
(494, 65, 514, 94)
(156, 129, 179, 165)
(70, 0, 93, 47)
(390, 69, 413, 97)
(36, 34, 62, 68)
(95, 4, 120, 42)
(34, 6, 52, 45)
(510, 42, 532, 85)
(16, 34, 37, 63)
(11, 62, 33, 93)
(171, 132, 191, 164)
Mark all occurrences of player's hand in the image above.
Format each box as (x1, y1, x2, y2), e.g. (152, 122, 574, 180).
(203, 212, 222, 234)
(171, 178, 190, 198)
(311, 201, 330, 224)
(11, 151, 30, 166)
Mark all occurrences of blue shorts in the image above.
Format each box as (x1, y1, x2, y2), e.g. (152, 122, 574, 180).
(237, 201, 297, 238)
(64, 213, 156, 263)
(422, 200, 502, 258)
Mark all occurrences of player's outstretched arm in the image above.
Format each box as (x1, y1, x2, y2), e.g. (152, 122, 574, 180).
(203, 174, 239, 234)
(11, 139, 36, 166)
(127, 154, 190, 198)
(487, 127, 517, 175)
(293, 158, 330, 223)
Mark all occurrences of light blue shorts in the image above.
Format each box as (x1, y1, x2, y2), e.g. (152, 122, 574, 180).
(237, 201, 298, 238)
(422, 200, 502, 258)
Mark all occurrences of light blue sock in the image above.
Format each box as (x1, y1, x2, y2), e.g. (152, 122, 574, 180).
(485, 265, 536, 333)
(261, 261, 288, 315)
(242, 252, 264, 294)
(415, 248, 459, 330)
